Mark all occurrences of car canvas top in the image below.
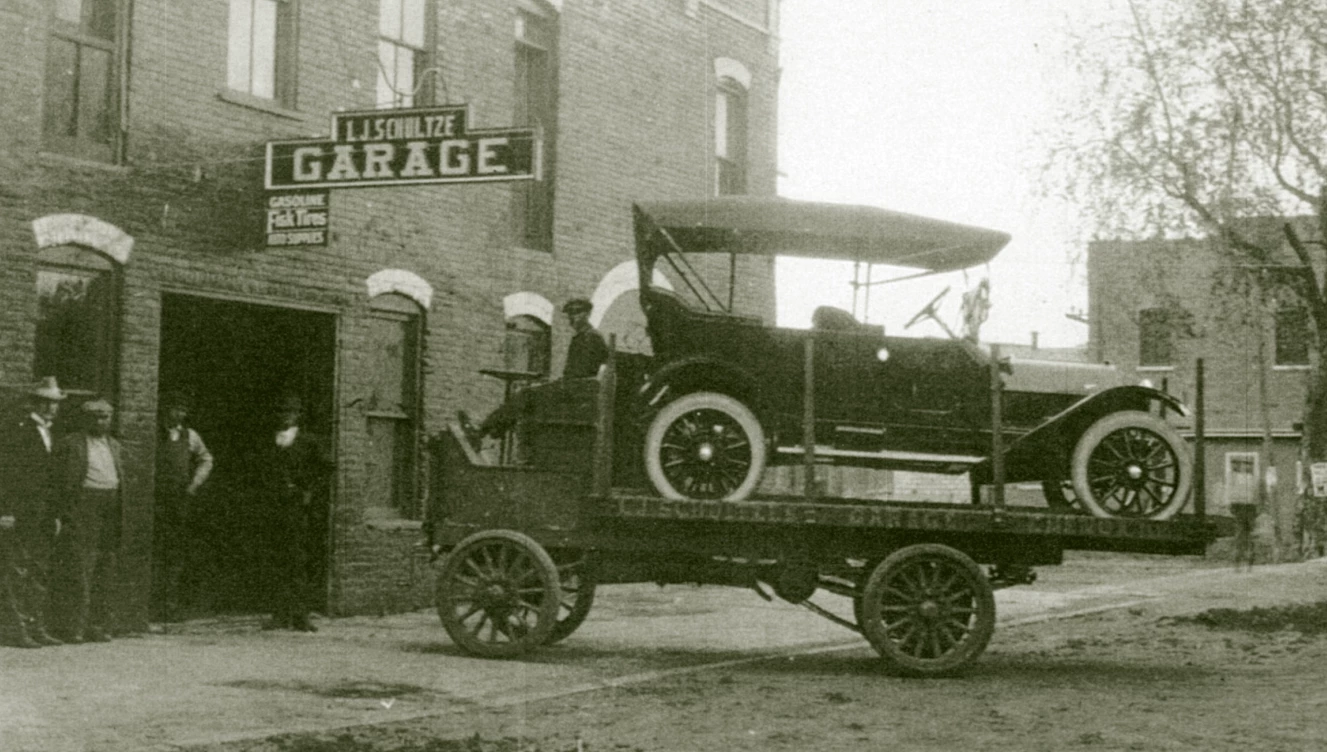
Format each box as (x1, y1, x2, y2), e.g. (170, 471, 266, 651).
(633, 196, 1012, 272)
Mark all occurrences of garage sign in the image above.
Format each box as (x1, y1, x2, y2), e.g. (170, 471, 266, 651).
(264, 104, 540, 190)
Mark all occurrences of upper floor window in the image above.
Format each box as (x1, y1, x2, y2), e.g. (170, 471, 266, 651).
(512, 4, 558, 251)
(377, 0, 431, 108)
(715, 78, 749, 195)
(35, 245, 119, 398)
(1138, 307, 1172, 368)
(1275, 305, 1310, 367)
(227, 0, 298, 107)
(44, 0, 124, 162)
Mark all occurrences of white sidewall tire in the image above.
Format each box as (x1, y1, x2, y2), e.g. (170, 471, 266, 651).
(643, 391, 767, 501)
(1070, 410, 1192, 521)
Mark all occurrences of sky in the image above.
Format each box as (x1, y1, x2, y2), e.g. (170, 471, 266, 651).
(775, 0, 1087, 348)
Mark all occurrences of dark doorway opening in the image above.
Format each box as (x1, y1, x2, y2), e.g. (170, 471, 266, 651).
(156, 295, 336, 617)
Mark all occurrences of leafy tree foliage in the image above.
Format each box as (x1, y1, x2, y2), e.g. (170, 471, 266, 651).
(1044, 0, 1327, 463)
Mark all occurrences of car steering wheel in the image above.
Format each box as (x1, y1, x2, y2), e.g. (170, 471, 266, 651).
(905, 287, 951, 330)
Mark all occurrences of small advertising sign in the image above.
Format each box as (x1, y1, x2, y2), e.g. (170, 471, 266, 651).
(1310, 462, 1327, 497)
(266, 191, 329, 247)
(264, 104, 539, 190)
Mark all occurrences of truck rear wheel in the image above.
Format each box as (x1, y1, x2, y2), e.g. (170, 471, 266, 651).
(859, 544, 995, 676)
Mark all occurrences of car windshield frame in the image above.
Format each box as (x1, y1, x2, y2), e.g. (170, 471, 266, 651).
(633, 197, 1012, 313)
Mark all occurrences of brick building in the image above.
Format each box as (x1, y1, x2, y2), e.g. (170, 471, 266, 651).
(1088, 233, 1312, 554)
(0, 0, 781, 627)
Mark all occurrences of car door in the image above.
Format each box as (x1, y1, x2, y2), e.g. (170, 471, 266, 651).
(874, 336, 987, 453)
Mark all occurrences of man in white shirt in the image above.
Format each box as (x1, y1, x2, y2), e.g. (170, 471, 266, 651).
(153, 391, 213, 621)
(0, 377, 66, 648)
(49, 399, 125, 643)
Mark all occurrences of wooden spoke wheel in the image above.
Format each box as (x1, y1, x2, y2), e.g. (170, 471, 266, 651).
(644, 392, 767, 501)
(859, 544, 996, 676)
(1071, 411, 1191, 521)
(545, 550, 597, 645)
(435, 530, 560, 658)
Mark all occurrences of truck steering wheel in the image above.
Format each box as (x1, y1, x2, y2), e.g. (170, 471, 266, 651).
(905, 287, 951, 330)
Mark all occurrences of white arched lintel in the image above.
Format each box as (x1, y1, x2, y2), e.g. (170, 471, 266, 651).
(366, 269, 433, 309)
(503, 291, 554, 326)
(31, 214, 133, 265)
(714, 57, 752, 90)
(589, 261, 673, 328)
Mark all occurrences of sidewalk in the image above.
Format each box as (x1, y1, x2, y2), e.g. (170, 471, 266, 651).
(2, 556, 1324, 752)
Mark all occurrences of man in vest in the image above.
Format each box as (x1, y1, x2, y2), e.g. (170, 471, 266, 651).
(50, 399, 125, 643)
(0, 377, 66, 648)
(153, 391, 213, 622)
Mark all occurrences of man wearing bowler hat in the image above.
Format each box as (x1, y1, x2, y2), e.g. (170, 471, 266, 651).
(0, 377, 67, 648)
(260, 395, 331, 632)
(50, 398, 125, 643)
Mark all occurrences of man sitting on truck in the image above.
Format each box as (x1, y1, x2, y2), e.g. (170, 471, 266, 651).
(460, 297, 608, 445)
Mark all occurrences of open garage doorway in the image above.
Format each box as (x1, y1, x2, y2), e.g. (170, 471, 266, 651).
(156, 294, 336, 617)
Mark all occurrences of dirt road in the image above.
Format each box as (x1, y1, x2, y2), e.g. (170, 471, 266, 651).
(6, 552, 1326, 752)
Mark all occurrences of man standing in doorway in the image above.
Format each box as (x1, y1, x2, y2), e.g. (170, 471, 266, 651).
(50, 399, 125, 643)
(153, 391, 213, 622)
(0, 377, 67, 648)
(261, 395, 330, 632)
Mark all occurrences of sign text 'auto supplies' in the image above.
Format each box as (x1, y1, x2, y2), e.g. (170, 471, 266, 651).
(264, 105, 539, 190)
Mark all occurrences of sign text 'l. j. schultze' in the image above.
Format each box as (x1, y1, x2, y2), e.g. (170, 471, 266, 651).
(265, 105, 539, 190)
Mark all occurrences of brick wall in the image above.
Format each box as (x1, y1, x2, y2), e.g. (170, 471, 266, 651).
(0, 1, 780, 623)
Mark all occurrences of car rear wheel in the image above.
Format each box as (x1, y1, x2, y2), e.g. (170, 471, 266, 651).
(644, 391, 767, 501)
(1071, 411, 1191, 520)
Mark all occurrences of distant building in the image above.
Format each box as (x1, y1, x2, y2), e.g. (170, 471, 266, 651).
(1088, 230, 1311, 552)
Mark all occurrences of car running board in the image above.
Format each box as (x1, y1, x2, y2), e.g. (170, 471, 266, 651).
(775, 445, 982, 474)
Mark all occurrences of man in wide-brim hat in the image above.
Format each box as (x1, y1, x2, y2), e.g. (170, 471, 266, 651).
(0, 377, 67, 648)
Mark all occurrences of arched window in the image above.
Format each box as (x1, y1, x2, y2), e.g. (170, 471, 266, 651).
(503, 314, 551, 378)
(365, 292, 423, 520)
(34, 244, 120, 397)
(713, 58, 751, 196)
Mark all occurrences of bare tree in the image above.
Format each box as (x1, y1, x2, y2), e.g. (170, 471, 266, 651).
(1044, 0, 1327, 548)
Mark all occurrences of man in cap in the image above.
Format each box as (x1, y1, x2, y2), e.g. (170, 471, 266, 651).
(259, 395, 331, 632)
(0, 377, 67, 648)
(49, 398, 125, 643)
(462, 297, 610, 441)
(560, 297, 610, 380)
(153, 390, 213, 621)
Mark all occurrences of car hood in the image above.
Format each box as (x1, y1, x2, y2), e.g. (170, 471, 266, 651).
(1004, 358, 1124, 396)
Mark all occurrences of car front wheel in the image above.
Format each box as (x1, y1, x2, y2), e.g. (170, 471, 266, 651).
(1070, 411, 1191, 520)
(643, 391, 767, 501)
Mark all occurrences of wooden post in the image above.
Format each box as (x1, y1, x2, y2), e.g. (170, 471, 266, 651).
(593, 336, 617, 498)
(1194, 358, 1205, 520)
(990, 344, 1005, 510)
(803, 337, 816, 499)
